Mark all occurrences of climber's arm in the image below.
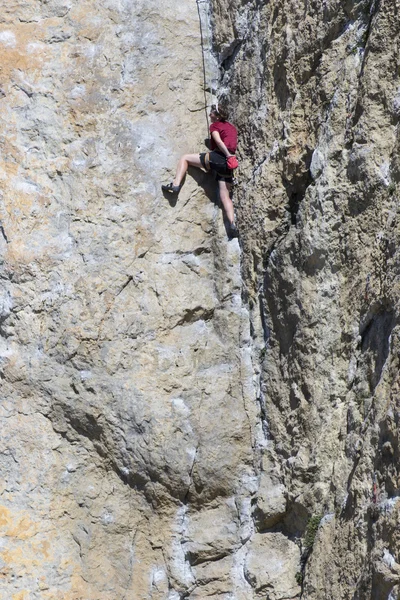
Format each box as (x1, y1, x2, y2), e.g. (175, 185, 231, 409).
(211, 131, 232, 158)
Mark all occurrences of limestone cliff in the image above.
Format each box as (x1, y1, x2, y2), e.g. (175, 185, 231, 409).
(212, 0, 400, 598)
(1, 0, 400, 598)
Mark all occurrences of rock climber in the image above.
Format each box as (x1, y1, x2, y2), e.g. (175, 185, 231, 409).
(162, 104, 239, 238)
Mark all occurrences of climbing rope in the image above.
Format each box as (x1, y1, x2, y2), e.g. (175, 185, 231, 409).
(196, 0, 216, 131)
(195, 0, 220, 233)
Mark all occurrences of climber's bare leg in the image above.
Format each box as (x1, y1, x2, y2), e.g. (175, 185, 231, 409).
(218, 180, 234, 224)
(173, 154, 203, 187)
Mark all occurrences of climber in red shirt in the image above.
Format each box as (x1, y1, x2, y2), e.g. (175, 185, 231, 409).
(162, 105, 239, 238)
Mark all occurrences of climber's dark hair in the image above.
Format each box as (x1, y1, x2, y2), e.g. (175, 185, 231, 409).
(210, 104, 229, 122)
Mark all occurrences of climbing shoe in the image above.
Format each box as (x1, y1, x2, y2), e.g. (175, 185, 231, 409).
(228, 222, 239, 240)
(162, 182, 181, 194)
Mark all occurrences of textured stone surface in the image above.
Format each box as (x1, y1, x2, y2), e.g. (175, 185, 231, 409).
(0, 0, 259, 597)
(3, 0, 400, 598)
(244, 533, 300, 599)
(211, 0, 400, 598)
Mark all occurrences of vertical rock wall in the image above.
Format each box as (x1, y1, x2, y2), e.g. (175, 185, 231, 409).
(2, 0, 400, 598)
(210, 0, 400, 598)
(0, 0, 259, 598)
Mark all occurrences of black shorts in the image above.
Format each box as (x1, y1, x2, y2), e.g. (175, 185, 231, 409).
(199, 151, 233, 183)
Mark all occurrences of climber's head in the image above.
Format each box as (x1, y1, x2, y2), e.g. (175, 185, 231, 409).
(210, 104, 229, 122)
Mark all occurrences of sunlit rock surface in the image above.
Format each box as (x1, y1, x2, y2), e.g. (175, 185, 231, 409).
(2, 0, 400, 598)
(213, 0, 400, 598)
(0, 0, 259, 597)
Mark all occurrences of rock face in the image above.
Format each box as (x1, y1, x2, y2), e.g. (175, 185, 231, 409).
(0, 0, 258, 597)
(212, 0, 400, 598)
(1, 0, 400, 598)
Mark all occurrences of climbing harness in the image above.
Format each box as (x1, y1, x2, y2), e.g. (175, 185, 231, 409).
(200, 151, 235, 180)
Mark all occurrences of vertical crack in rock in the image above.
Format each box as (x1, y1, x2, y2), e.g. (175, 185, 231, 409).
(221, 39, 244, 71)
(347, 0, 382, 138)
(359, 307, 395, 392)
(0, 224, 9, 244)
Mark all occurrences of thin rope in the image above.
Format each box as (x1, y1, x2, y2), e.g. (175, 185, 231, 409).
(196, 0, 220, 235)
(196, 0, 215, 131)
(202, 0, 215, 100)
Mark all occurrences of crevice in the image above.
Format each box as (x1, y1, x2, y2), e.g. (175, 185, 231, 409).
(116, 275, 133, 296)
(221, 39, 243, 71)
(14, 84, 34, 98)
(187, 105, 209, 113)
(186, 548, 233, 567)
(347, 0, 381, 134)
(251, 154, 269, 178)
(256, 389, 269, 440)
(174, 306, 215, 327)
(282, 146, 314, 225)
(183, 445, 199, 505)
(0, 224, 9, 243)
(359, 307, 395, 392)
(163, 246, 212, 257)
(258, 291, 270, 344)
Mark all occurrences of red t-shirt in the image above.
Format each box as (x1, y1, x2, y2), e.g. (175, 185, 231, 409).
(210, 121, 238, 153)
